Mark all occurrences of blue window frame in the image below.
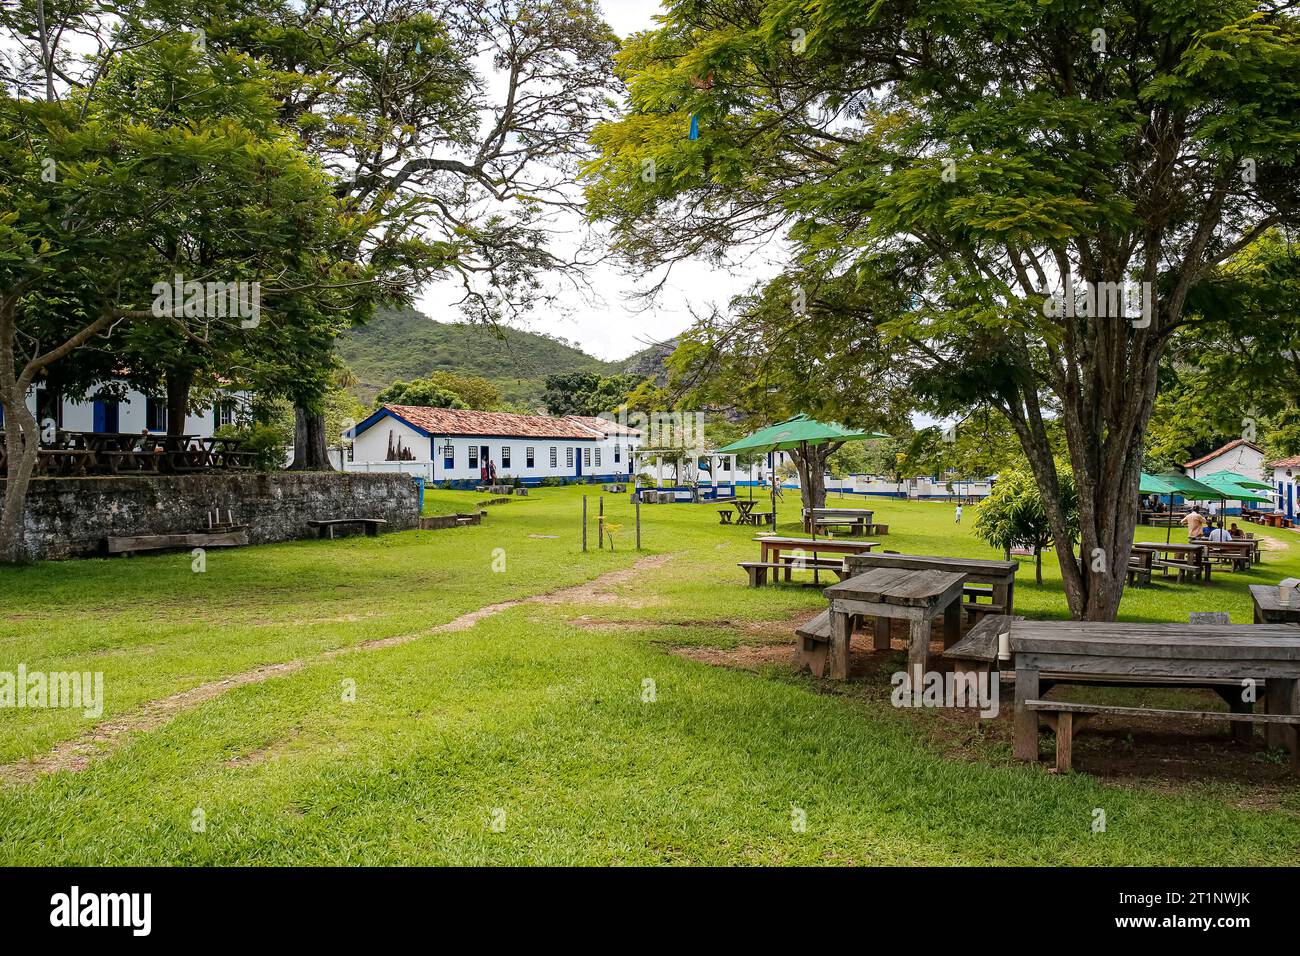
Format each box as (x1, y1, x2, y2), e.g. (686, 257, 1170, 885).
(443, 443, 454, 469)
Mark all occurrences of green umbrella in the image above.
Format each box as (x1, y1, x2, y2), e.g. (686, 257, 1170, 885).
(1202, 469, 1273, 491)
(1139, 472, 1176, 495)
(714, 415, 889, 455)
(1155, 470, 1228, 543)
(1197, 475, 1274, 504)
(717, 415, 889, 569)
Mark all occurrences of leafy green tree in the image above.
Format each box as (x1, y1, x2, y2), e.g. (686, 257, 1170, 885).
(975, 471, 1080, 585)
(142, 0, 621, 467)
(376, 379, 467, 409)
(418, 372, 502, 411)
(542, 371, 643, 416)
(0, 31, 358, 562)
(587, 0, 1300, 619)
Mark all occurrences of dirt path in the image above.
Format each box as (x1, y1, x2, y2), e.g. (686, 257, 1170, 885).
(0, 553, 678, 787)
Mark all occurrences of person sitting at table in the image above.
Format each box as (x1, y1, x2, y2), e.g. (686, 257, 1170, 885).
(1181, 506, 1206, 541)
(1229, 522, 1245, 539)
(1206, 525, 1231, 542)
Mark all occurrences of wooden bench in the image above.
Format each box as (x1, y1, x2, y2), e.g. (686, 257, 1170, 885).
(869, 524, 889, 535)
(308, 518, 388, 539)
(1150, 557, 1201, 583)
(1204, 542, 1251, 571)
(960, 584, 1007, 624)
(739, 559, 850, 587)
(1026, 699, 1300, 773)
(943, 614, 1024, 675)
(107, 529, 249, 555)
(794, 609, 835, 676)
(718, 509, 734, 524)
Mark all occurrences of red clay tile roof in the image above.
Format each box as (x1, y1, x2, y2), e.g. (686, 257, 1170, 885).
(383, 404, 596, 439)
(1267, 455, 1300, 469)
(1183, 438, 1264, 469)
(564, 415, 643, 437)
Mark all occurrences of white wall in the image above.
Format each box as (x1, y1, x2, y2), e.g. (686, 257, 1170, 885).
(1186, 445, 1266, 483)
(5, 383, 245, 438)
(349, 416, 641, 482)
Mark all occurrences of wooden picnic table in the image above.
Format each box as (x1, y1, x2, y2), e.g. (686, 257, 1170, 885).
(1203, 538, 1255, 571)
(822, 567, 967, 680)
(1131, 541, 1211, 582)
(754, 535, 880, 567)
(153, 434, 209, 473)
(1251, 584, 1300, 625)
(803, 506, 875, 535)
(1011, 621, 1300, 771)
(202, 436, 254, 470)
(845, 552, 1017, 619)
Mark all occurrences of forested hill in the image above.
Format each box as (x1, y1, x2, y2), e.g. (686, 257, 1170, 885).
(338, 308, 641, 407)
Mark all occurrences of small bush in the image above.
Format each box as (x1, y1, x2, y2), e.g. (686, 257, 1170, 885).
(539, 476, 565, 487)
(214, 423, 288, 472)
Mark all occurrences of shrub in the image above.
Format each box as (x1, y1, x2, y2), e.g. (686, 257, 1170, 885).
(214, 423, 288, 472)
(539, 476, 565, 487)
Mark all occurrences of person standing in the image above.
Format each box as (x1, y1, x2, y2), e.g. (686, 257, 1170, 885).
(489, 458, 498, 484)
(954, 503, 963, 524)
(1181, 506, 1206, 541)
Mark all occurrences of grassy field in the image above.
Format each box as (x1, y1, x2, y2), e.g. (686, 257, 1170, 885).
(0, 485, 1297, 865)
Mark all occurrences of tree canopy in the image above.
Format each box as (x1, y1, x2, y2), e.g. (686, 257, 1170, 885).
(586, 0, 1300, 619)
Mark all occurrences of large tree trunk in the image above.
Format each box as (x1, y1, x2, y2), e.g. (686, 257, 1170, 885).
(789, 441, 843, 512)
(1003, 301, 1163, 621)
(290, 406, 333, 471)
(0, 391, 40, 564)
(165, 368, 194, 437)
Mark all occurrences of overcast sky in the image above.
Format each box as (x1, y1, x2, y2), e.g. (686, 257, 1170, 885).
(413, 0, 776, 362)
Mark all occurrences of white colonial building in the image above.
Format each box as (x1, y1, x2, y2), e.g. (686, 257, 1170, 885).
(0, 379, 244, 436)
(1266, 454, 1300, 523)
(345, 404, 643, 486)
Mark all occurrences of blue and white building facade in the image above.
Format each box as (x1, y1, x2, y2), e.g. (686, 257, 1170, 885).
(345, 404, 643, 487)
(0, 379, 246, 436)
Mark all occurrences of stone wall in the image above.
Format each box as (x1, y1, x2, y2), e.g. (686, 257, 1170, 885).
(5, 472, 420, 560)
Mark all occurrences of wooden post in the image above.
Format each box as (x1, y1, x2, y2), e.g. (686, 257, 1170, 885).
(599, 495, 605, 549)
(873, 616, 891, 651)
(1054, 712, 1074, 773)
(582, 496, 587, 552)
(1013, 667, 1040, 761)
(635, 496, 641, 550)
(827, 603, 851, 680)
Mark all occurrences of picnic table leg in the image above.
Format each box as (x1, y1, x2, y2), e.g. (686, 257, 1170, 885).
(827, 604, 851, 680)
(1013, 667, 1040, 762)
(942, 598, 961, 648)
(1054, 713, 1074, 772)
(872, 615, 891, 651)
(1264, 677, 1298, 757)
(906, 617, 931, 683)
(1215, 686, 1255, 743)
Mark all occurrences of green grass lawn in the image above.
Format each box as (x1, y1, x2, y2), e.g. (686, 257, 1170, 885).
(0, 485, 1297, 865)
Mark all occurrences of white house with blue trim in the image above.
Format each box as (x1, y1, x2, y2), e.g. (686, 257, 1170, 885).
(345, 404, 642, 486)
(0, 379, 245, 436)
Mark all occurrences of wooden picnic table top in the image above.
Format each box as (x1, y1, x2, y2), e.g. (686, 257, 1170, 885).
(1132, 541, 1207, 555)
(753, 535, 879, 552)
(845, 551, 1017, 579)
(1250, 584, 1300, 616)
(806, 506, 875, 518)
(1011, 621, 1300, 661)
(824, 567, 966, 609)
